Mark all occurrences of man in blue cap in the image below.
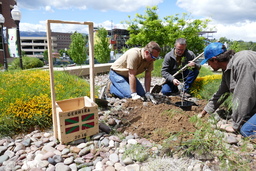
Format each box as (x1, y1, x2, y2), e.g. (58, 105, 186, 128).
(199, 42, 256, 139)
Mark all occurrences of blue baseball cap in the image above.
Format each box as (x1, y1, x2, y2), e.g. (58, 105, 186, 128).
(200, 42, 227, 65)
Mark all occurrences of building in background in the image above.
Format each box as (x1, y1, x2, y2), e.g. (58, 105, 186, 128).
(108, 28, 129, 53)
(20, 31, 72, 58)
(0, 0, 17, 65)
(0, 0, 73, 65)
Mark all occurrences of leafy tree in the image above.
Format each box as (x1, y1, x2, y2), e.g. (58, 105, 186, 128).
(250, 42, 256, 51)
(219, 37, 230, 44)
(68, 32, 87, 65)
(229, 41, 242, 52)
(123, 6, 210, 56)
(59, 49, 69, 57)
(94, 27, 111, 63)
(43, 50, 48, 63)
(123, 6, 166, 56)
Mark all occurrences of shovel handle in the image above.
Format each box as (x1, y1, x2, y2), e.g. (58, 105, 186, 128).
(158, 52, 204, 86)
(173, 52, 204, 77)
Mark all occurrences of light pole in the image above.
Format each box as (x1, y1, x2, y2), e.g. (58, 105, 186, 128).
(0, 14, 7, 71)
(11, 5, 23, 69)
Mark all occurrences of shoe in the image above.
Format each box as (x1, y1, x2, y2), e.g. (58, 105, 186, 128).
(105, 80, 112, 96)
(99, 80, 112, 100)
(99, 85, 107, 100)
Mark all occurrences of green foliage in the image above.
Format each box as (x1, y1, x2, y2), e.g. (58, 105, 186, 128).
(122, 144, 150, 162)
(0, 70, 90, 137)
(123, 6, 210, 56)
(9, 56, 44, 70)
(161, 115, 252, 171)
(188, 116, 251, 171)
(229, 41, 243, 52)
(94, 27, 111, 63)
(68, 32, 88, 64)
(190, 73, 222, 99)
(59, 49, 68, 57)
(183, 116, 224, 156)
(120, 46, 129, 54)
(198, 66, 215, 77)
(219, 37, 256, 51)
(43, 50, 48, 63)
(152, 58, 163, 77)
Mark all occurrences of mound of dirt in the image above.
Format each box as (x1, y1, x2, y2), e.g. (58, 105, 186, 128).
(119, 96, 208, 143)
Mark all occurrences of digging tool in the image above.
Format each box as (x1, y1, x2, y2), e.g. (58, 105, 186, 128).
(95, 98, 109, 108)
(151, 52, 204, 94)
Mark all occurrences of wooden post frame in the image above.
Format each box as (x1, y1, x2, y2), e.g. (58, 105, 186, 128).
(46, 20, 95, 139)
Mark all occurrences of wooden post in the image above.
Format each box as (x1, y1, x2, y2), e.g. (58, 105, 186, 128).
(88, 23, 95, 101)
(46, 20, 95, 138)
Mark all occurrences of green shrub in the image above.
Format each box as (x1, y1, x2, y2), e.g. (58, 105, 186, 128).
(0, 70, 90, 137)
(9, 56, 44, 70)
(123, 144, 150, 162)
(190, 74, 222, 99)
(162, 115, 252, 171)
(198, 66, 215, 77)
(152, 58, 163, 77)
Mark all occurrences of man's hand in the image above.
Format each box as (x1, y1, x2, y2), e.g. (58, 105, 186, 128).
(145, 92, 158, 104)
(173, 79, 181, 86)
(131, 93, 143, 100)
(188, 61, 196, 68)
(198, 110, 207, 118)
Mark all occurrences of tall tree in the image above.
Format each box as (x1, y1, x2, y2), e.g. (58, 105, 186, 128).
(123, 6, 210, 56)
(68, 32, 87, 65)
(94, 27, 111, 63)
(229, 41, 242, 52)
(123, 6, 166, 55)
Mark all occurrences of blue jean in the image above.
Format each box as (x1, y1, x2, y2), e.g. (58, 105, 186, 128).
(240, 114, 256, 138)
(109, 70, 145, 98)
(161, 68, 199, 96)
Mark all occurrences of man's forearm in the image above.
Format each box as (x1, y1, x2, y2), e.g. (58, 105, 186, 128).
(129, 75, 137, 93)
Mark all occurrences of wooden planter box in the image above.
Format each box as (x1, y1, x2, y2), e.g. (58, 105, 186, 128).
(55, 96, 99, 144)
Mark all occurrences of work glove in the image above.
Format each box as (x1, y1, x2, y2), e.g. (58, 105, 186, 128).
(131, 93, 143, 100)
(145, 92, 158, 104)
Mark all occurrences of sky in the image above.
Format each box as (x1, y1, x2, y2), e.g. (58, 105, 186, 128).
(16, 0, 256, 42)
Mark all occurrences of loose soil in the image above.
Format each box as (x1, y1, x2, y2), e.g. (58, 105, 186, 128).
(119, 96, 208, 143)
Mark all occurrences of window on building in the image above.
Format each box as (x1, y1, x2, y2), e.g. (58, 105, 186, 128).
(0, 3, 3, 50)
(0, 27, 3, 50)
(0, 3, 2, 13)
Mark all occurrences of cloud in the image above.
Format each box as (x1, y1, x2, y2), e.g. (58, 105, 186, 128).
(18, 0, 163, 12)
(20, 20, 127, 35)
(45, 6, 54, 12)
(209, 21, 256, 42)
(17, 0, 256, 42)
(177, 0, 256, 24)
(176, 0, 256, 41)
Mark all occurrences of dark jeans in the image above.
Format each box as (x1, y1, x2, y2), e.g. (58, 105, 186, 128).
(161, 68, 199, 96)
